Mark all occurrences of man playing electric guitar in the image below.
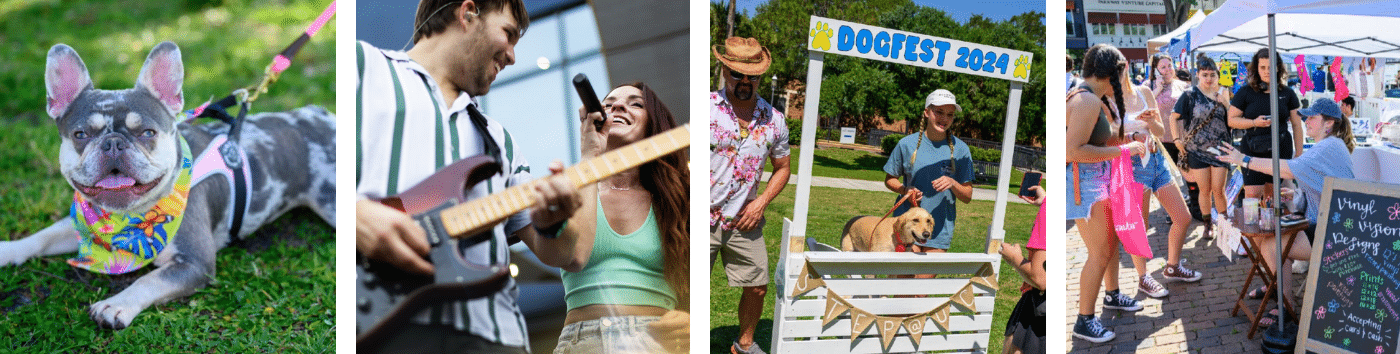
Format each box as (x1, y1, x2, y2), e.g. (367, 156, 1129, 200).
(355, 1, 588, 352)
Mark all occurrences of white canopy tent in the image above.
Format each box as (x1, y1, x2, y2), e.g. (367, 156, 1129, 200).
(1188, 0, 1400, 58)
(1180, 1, 1400, 352)
(1146, 10, 1206, 54)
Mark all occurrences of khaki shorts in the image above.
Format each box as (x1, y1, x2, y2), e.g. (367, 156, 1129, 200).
(710, 218, 770, 287)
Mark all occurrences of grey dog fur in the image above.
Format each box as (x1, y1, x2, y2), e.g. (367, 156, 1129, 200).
(0, 41, 334, 329)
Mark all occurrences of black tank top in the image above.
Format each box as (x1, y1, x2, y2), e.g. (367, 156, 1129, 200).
(1079, 85, 1113, 146)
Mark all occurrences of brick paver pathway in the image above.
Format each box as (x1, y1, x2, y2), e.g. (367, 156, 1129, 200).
(1066, 190, 1308, 353)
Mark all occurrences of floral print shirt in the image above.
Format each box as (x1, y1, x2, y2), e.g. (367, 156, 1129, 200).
(709, 89, 789, 229)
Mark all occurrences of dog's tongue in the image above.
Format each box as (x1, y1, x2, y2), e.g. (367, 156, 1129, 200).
(95, 176, 136, 189)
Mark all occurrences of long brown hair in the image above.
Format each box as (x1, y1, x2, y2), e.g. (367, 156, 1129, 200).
(1082, 44, 1128, 139)
(623, 82, 690, 311)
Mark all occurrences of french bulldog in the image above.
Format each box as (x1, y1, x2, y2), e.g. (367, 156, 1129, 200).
(0, 41, 335, 329)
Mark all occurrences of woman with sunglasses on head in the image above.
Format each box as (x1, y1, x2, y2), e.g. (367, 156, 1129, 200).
(1067, 43, 1149, 343)
(553, 82, 690, 354)
(1172, 57, 1233, 241)
(1229, 48, 1305, 203)
(1118, 58, 1200, 300)
(1215, 97, 1355, 326)
(1150, 53, 1191, 170)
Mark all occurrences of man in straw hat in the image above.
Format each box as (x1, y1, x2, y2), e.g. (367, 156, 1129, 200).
(709, 36, 790, 354)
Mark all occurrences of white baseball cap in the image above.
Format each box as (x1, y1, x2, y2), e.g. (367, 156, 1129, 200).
(925, 89, 962, 112)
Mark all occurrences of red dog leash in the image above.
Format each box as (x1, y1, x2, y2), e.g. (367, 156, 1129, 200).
(870, 193, 918, 252)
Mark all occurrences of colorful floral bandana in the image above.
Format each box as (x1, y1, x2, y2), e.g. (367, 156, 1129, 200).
(68, 136, 192, 274)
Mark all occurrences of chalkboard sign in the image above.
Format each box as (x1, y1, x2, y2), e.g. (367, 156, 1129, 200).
(1299, 178, 1400, 354)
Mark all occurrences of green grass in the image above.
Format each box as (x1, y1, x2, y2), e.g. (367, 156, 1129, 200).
(767, 146, 1030, 191)
(709, 183, 1038, 353)
(0, 212, 334, 352)
(0, 0, 334, 351)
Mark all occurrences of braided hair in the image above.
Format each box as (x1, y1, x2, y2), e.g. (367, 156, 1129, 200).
(1149, 53, 1173, 89)
(1082, 44, 1128, 139)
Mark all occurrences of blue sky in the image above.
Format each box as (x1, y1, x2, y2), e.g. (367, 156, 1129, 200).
(723, 0, 1046, 24)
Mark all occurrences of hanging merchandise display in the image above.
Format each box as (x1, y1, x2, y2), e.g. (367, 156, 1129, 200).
(1355, 57, 1374, 98)
(1295, 54, 1313, 93)
(1331, 56, 1350, 102)
(1218, 53, 1239, 90)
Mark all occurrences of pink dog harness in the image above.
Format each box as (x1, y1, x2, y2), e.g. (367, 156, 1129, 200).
(189, 134, 253, 239)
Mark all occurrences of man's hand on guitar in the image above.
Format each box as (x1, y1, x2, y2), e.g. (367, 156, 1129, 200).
(531, 161, 583, 232)
(356, 199, 434, 275)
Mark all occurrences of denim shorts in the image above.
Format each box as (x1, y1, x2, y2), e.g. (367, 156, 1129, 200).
(553, 316, 666, 354)
(1132, 151, 1173, 192)
(1066, 161, 1110, 220)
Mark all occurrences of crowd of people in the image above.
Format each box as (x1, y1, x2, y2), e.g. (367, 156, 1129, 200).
(1066, 43, 1359, 343)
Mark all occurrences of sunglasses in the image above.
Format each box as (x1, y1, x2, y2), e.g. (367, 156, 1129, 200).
(728, 70, 758, 81)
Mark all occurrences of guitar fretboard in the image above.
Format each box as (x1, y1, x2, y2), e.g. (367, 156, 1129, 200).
(436, 124, 689, 238)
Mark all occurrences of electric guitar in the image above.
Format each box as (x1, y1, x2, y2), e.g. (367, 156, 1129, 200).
(355, 124, 689, 350)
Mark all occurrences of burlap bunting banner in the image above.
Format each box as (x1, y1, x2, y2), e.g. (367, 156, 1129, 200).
(792, 259, 997, 347)
(930, 303, 951, 330)
(850, 307, 876, 339)
(876, 316, 902, 349)
(969, 263, 999, 290)
(789, 262, 825, 297)
(902, 315, 927, 347)
(950, 283, 976, 311)
(822, 292, 849, 328)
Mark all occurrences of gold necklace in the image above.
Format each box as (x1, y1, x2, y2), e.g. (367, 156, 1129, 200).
(600, 182, 637, 191)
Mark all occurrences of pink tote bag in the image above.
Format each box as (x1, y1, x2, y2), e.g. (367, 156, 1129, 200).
(1109, 147, 1153, 258)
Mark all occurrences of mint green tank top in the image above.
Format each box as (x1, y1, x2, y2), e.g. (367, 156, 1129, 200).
(560, 197, 677, 311)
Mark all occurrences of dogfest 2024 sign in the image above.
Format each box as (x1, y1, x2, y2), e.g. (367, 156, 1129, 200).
(807, 16, 1033, 83)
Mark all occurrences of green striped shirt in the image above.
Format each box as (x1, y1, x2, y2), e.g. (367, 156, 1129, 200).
(355, 41, 533, 350)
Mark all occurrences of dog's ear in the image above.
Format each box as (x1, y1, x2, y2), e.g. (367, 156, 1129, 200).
(45, 44, 93, 119)
(136, 41, 184, 117)
(891, 213, 906, 235)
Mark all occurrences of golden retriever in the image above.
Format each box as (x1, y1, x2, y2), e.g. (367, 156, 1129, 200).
(840, 207, 936, 252)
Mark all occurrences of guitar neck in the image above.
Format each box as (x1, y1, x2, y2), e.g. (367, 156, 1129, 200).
(436, 124, 689, 238)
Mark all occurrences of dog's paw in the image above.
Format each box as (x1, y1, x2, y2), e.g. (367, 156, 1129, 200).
(0, 241, 36, 267)
(90, 298, 143, 329)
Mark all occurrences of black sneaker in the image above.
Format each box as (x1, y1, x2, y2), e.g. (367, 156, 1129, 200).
(1073, 316, 1116, 343)
(1103, 291, 1143, 311)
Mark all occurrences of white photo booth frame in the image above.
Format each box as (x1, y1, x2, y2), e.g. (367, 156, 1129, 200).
(769, 15, 1033, 353)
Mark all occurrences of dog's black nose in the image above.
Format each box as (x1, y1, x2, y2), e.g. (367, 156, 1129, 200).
(101, 136, 128, 153)
(923, 232, 932, 238)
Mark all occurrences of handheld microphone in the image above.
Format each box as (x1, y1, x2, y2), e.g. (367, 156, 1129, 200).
(573, 73, 606, 132)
